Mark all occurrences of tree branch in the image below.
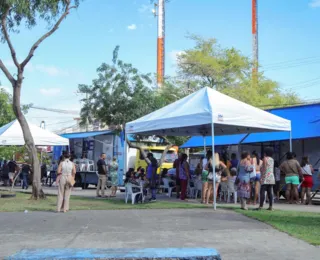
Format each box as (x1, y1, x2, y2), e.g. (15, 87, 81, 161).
(159, 143, 174, 167)
(1, 6, 20, 69)
(126, 139, 151, 165)
(0, 59, 16, 85)
(21, 3, 76, 68)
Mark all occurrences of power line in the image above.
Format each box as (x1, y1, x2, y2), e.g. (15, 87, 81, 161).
(262, 56, 320, 69)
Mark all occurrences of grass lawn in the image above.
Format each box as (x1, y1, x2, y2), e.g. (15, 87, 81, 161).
(0, 192, 207, 212)
(235, 208, 320, 246)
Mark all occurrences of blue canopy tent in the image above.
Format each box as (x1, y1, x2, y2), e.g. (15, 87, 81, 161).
(181, 103, 320, 148)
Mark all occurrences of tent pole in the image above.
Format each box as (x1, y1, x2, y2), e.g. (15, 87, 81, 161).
(124, 134, 128, 175)
(203, 136, 206, 157)
(211, 122, 216, 210)
(289, 122, 292, 152)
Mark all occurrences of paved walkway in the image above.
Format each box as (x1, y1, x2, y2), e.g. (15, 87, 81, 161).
(1, 209, 319, 260)
(5, 186, 320, 213)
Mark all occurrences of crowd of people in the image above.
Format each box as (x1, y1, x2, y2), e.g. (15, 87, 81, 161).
(162, 148, 316, 209)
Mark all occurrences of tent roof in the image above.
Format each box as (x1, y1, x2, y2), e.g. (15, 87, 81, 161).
(180, 134, 247, 148)
(0, 120, 69, 146)
(180, 103, 320, 148)
(61, 130, 113, 139)
(126, 87, 291, 136)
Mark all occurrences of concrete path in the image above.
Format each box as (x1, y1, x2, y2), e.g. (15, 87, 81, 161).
(5, 186, 320, 213)
(1, 209, 319, 260)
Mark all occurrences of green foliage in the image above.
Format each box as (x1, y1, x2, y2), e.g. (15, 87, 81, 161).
(236, 209, 320, 246)
(0, 0, 80, 41)
(0, 87, 29, 127)
(79, 46, 157, 131)
(176, 35, 300, 107)
(0, 145, 26, 160)
(177, 35, 251, 91)
(0, 88, 15, 127)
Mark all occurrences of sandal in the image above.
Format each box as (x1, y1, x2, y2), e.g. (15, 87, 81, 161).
(267, 207, 274, 211)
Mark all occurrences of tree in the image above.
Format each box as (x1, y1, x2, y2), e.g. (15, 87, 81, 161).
(0, 88, 15, 127)
(79, 46, 181, 165)
(0, 0, 80, 199)
(176, 35, 300, 107)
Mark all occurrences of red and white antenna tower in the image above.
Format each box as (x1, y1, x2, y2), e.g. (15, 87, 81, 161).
(252, 0, 258, 87)
(153, 0, 165, 88)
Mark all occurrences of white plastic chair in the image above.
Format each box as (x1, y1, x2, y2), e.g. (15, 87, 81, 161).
(220, 182, 228, 202)
(162, 178, 175, 197)
(227, 181, 237, 204)
(188, 180, 196, 199)
(87, 160, 95, 171)
(194, 180, 203, 199)
(125, 183, 144, 204)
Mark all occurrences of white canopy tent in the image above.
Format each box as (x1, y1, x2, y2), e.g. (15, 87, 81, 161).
(0, 120, 69, 146)
(126, 87, 292, 209)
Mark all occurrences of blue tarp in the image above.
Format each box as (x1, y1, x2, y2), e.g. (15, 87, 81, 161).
(181, 103, 320, 148)
(180, 134, 247, 148)
(60, 130, 113, 139)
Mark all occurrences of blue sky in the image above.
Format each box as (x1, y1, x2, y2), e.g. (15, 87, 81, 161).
(1, 0, 320, 131)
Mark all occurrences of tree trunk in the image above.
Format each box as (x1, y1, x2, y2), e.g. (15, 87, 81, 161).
(126, 139, 173, 168)
(13, 80, 45, 199)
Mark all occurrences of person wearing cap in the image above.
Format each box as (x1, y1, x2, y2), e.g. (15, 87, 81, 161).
(146, 153, 158, 202)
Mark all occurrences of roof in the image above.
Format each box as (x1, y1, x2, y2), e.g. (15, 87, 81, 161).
(180, 134, 247, 148)
(180, 103, 320, 148)
(126, 87, 291, 136)
(244, 103, 320, 143)
(60, 130, 113, 139)
(0, 120, 69, 146)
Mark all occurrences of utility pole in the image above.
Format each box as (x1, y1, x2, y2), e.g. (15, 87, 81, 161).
(153, 0, 165, 88)
(85, 92, 89, 132)
(252, 0, 258, 87)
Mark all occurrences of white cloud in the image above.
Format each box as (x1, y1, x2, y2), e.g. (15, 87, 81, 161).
(39, 88, 61, 96)
(0, 85, 11, 93)
(27, 64, 69, 77)
(127, 24, 137, 30)
(138, 4, 149, 13)
(309, 0, 320, 8)
(2, 59, 68, 77)
(169, 50, 184, 64)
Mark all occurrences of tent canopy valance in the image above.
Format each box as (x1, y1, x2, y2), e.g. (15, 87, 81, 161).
(126, 87, 291, 136)
(0, 120, 69, 146)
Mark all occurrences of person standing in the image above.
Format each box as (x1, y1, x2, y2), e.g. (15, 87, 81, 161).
(179, 153, 190, 201)
(300, 156, 314, 205)
(109, 157, 119, 197)
(258, 147, 275, 210)
(8, 160, 19, 186)
(2, 160, 9, 186)
(230, 153, 239, 169)
(280, 152, 302, 204)
(252, 151, 263, 205)
(21, 163, 31, 190)
(237, 151, 253, 210)
(96, 153, 108, 197)
(173, 154, 182, 199)
(56, 152, 76, 213)
(147, 153, 158, 202)
(273, 161, 281, 201)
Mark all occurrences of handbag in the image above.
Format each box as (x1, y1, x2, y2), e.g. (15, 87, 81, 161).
(249, 165, 256, 180)
(207, 172, 214, 181)
(67, 175, 75, 187)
